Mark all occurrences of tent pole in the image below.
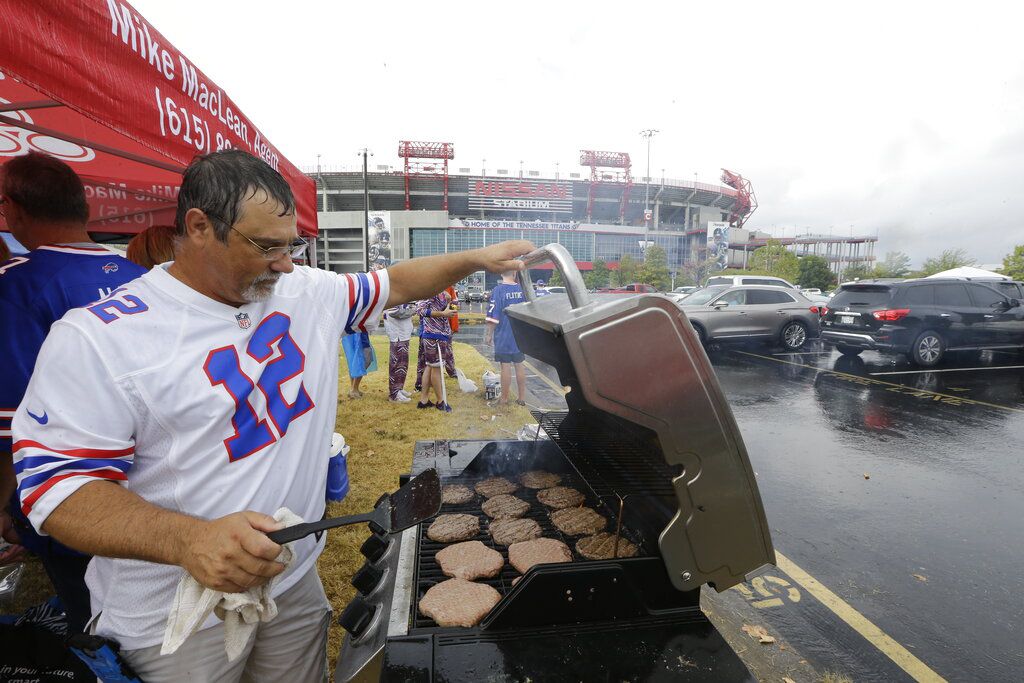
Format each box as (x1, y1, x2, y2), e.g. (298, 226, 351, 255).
(0, 99, 61, 113)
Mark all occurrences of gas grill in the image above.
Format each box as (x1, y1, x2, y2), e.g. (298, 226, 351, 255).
(336, 244, 775, 682)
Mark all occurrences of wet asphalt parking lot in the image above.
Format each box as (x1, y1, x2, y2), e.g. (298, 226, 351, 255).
(455, 308, 1024, 681)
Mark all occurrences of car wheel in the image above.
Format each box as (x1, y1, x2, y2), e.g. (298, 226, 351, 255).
(836, 345, 863, 357)
(780, 321, 807, 350)
(911, 330, 944, 367)
(692, 324, 707, 346)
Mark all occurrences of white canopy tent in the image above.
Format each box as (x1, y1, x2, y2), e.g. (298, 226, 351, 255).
(925, 266, 1009, 280)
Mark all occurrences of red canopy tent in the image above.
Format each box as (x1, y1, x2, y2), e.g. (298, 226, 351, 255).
(0, 1, 317, 239)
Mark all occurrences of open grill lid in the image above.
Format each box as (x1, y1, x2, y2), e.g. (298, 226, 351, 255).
(506, 244, 775, 592)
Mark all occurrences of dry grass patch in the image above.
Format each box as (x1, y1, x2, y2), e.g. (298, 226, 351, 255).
(318, 336, 532, 669)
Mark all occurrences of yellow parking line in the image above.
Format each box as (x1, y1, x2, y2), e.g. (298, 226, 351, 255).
(523, 360, 568, 395)
(870, 365, 1024, 376)
(734, 350, 1024, 414)
(775, 552, 947, 682)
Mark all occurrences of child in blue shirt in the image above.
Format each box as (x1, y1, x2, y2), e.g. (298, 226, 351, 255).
(485, 271, 527, 406)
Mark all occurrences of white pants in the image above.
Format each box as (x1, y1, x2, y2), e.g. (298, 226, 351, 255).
(121, 568, 331, 682)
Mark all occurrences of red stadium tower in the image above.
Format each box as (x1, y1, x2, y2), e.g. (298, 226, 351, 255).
(720, 169, 757, 228)
(579, 150, 632, 221)
(398, 141, 455, 210)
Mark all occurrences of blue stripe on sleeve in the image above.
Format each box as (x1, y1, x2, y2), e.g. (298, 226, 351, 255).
(18, 457, 131, 491)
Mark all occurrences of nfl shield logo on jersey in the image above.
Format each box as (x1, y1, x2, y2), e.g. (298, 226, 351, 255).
(102, 262, 119, 273)
(235, 313, 251, 329)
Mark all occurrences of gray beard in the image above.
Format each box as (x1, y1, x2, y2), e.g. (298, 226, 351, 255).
(241, 273, 281, 303)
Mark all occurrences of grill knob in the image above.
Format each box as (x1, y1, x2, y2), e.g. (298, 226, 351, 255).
(339, 597, 376, 638)
(352, 562, 385, 595)
(360, 533, 390, 563)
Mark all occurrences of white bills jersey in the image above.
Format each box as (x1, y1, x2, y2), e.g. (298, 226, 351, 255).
(12, 263, 389, 649)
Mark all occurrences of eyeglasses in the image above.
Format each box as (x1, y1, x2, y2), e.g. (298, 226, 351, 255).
(204, 210, 307, 260)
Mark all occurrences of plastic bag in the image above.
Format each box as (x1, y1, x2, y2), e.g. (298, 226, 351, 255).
(455, 367, 478, 393)
(482, 370, 501, 400)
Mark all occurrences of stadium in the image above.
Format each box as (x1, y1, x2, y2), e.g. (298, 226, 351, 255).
(307, 141, 876, 286)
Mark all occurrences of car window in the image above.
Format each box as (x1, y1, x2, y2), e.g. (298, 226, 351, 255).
(968, 284, 1008, 308)
(901, 285, 935, 306)
(705, 277, 732, 287)
(995, 282, 1022, 299)
(747, 289, 795, 304)
(933, 283, 972, 307)
(716, 289, 748, 305)
(830, 285, 893, 307)
(680, 286, 728, 305)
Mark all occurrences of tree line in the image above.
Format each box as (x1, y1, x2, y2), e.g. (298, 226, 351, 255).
(546, 241, 1024, 292)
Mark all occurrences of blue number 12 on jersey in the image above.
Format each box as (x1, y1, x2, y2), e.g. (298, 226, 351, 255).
(203, 313, 315, 461)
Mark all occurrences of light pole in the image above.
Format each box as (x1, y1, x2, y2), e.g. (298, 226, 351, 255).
(555, 161, 560, 180)
(359, 148, 373, 271)
(639, 129, 659, 260)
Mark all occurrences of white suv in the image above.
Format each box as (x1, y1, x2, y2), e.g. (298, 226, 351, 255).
(705, 275, 796, 289)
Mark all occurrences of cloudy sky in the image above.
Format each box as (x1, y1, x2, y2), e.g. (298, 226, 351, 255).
(132, 0, 1024, 266)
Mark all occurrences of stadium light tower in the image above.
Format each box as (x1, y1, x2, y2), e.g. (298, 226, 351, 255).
(639, 129, 659, 259)
(359, 147, 373, 271)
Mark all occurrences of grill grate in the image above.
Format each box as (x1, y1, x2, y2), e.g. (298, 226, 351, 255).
(535, 410, 679, 498)
(412, 465, 649, 630)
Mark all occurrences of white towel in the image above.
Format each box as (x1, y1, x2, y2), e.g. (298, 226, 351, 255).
(161, 507, 304, 661)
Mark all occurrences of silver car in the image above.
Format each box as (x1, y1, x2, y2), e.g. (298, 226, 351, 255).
(676, 285, 822, 350)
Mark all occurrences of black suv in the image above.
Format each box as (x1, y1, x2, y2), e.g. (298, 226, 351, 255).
(821, 279, 1024, 366)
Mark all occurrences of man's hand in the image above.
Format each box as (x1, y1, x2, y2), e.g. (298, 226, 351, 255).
(180, 511, 286, 593)
(0, 541, 26, 564)
(475, 240, 536, 274)
(0, 510, 25, 564)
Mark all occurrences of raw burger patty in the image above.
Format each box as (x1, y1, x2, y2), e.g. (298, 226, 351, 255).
(474, 476, 519, 498)
(489, 518, 542, 546)
(519, 470, 562, 489)
(536, 486, 585, 509)
(441, 484, 474, 505)
(550, 507, 606, 536)
(481, 494, 530, 519)
(436, 540, 504, 580)
(576, 532, 639, 559)
(419, 578, 500, 627)
(427, 514, 480, 543)
(508, 537, 572, 573)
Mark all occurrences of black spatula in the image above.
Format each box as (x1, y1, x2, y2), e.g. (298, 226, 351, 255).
(266, 469, 441, 545)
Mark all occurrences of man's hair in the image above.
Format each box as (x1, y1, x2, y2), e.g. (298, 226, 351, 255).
(175, 150, 295, 242)
(1, 151, 89, 224)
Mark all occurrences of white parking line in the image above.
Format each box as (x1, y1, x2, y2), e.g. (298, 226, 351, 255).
(869, 365, 1024, 376)
(772, 351, 835, 356)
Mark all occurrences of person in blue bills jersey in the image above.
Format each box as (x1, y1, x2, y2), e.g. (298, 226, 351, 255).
(0, 152, 147, 633)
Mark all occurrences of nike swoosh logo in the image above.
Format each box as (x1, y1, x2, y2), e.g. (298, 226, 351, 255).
(27, 410, 48, 425)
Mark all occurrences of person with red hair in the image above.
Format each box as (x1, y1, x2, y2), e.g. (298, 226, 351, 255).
(125, 224, 176, 269)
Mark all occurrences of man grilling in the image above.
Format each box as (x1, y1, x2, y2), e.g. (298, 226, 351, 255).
(10, 149, 533, 680)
